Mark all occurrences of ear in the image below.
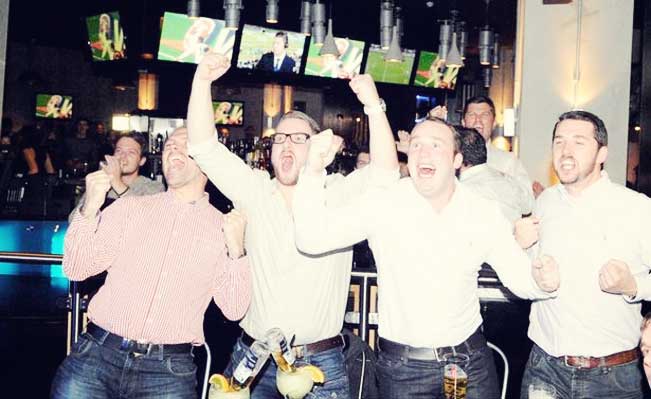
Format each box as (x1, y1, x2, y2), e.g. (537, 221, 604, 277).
(596, 145, 608, 166)
(139, 156, 147, 167)
(453, 152, 463, 170)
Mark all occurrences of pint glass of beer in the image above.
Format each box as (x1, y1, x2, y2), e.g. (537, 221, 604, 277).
(443, 353, 469, 399)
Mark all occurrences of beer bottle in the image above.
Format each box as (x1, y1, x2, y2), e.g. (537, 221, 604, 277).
(231, 341, 270, 390)
(265, 328, 296, 373)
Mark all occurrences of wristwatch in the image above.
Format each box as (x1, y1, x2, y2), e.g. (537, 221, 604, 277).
(363, 98, 386, 115)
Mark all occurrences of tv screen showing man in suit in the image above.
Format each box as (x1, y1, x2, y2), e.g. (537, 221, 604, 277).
(237, 25, 306, 74)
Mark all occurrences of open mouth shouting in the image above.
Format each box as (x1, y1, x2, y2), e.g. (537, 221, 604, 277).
(417, 163, 436, 178)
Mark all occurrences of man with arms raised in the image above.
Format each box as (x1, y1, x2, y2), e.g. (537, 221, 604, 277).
(292, 116, 560, 398)
(187, 53, 398, 398)
(516, 111, 651, 398)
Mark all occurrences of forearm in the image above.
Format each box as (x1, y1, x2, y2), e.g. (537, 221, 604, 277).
(368, 112, 399, 171)
(188, 78, 216, 146)
(213, 254, 251, 320)
(63, 211, 108, 280)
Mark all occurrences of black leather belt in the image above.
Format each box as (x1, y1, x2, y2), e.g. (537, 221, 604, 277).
(378, 328, 486, 361)
(86, 323, 193, 355)
(241, 331, 344, 358)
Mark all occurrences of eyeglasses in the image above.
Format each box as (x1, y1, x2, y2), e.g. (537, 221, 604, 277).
(270, 132, 311, 144)
(464, 112, 493, 122)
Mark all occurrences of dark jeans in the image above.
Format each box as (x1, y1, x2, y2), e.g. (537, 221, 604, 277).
(225, 336, 351, 398)
(520, 344, 645, 399)
(376, 337, 500, 399)
(50, 331, 197, 399)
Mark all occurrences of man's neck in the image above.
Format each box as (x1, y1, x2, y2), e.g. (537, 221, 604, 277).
(277, 183, 295, 209)
(564, 170, 602, 198)
(426, 181, 456, 213)
(169, 182, 205, 203)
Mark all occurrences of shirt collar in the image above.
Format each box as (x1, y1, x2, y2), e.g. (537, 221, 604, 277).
(163, 190, 211, 210)
(557, 170, 611, 203)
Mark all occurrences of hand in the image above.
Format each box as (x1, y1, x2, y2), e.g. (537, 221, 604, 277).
(82, 170, 112, 217)
(396, 130, 410, 154)
(532, 181, 545, 198)
(599, 259, 637, 296)
(349, 74, 381, 108)
(101, 155, 122, 188)
(223, 209, 247, 259)
(514, 216, 539, 249)
(194, 53, 231, 83)
(532, 255, 560, 292)
(428, 105, 448, 120)
(305, 129, 344, 175)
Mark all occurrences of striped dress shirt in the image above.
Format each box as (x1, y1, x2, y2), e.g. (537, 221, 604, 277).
(64, 190, 251, 345)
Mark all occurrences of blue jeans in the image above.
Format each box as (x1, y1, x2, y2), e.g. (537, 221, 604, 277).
(376, 339, 499, 399)
(50, 331, 197, 399)
(225, 336, 350, 399)
(520, 344, 645, 399)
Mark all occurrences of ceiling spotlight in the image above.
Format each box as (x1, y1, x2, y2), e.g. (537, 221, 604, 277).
(380, 1, 394, 50)
(394, 6, 404, 45)
(384, 26, 403, 62)
(437, 20, 452, 62)
(457, 22, 467, 60)
(482, 67, 492, 88)
(446, 32, 463, 68)
(312, 0, 326, 46)
(479, 26, 495, 65)
(266, 0, 279, 24)
(320, 19, 340, 59)
(491, 33, 500, 68)
(224, 0, 243, 30)
(300, 1, 311, 35)
(187, 0, 200, 19)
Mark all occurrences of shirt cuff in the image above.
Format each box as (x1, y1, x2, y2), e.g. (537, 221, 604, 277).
(624, 274, 651, 303)
(187, 133, 220, 158)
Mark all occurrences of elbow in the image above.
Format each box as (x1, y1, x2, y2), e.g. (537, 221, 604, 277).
(295, 234, 329, 256)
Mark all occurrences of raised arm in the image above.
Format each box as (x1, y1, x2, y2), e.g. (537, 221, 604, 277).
(187, 53, 260, 204)
(63, 170, 128, 281)
(212, 209, 251, 320)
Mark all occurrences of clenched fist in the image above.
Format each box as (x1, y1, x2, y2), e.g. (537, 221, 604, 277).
(599, 259, 637, 296)
(428, 105, 448, 121)
(223, 209, 247, 259)
(349, 74, 381, 108)
(532, 255, 560, 293)
(396, 130, 410, 154)
(514, 216, 540, 249)
(193, 53, 231, 84)
(305, 129, 344, 175)
(82, 170, 112, 218)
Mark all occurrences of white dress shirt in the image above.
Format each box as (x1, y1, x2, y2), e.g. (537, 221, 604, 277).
(293, 173, 552, 348)
(487, 144, 534, 214)
(188, 136, 395, 345)
(460, 164, 531, 223)
(529, 172, 651, 357)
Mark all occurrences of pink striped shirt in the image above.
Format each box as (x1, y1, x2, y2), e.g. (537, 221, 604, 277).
(64, 191, 251, 345)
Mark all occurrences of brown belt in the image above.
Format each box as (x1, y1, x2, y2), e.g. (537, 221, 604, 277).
(241, 331, 344, 359)
(562, 348, 639, 369)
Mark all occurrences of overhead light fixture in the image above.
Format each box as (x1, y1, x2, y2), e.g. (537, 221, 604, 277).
(266, 0, 279, 24)
(437, 20, 453, 62)
(187, 0, 200, 19)
(482, 67, 492, 88)
(458, 22, 468, 59)
(394, 6, 404, 46)
(224, 0, 243, 30)
(478, 26, 494, 65)
(384, 26, 403, 62)
(491, 33, 501, 68)
(311, 0, 326, 46)
(380, 1, 394, 50)
(112, 114, 131, 132)
(446, 32, 463, 68)
(138, 71, 158, 110)
(300, 1, 311, 35)
(319, 19, 340, 59)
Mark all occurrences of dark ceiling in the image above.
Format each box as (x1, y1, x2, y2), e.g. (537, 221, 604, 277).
(7, 0, 518, 55)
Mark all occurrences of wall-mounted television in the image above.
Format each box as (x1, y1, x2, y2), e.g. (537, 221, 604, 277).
(158, 12, 235, 64)
(363, 44, 416, 85)
(304, 37, 365, 79)
(236, 25, 306, 74)
(213, 101, 244, 126)
(35, 94, 73, 119)
(85, 12, 126, 61)
(413, 51, 461, 90)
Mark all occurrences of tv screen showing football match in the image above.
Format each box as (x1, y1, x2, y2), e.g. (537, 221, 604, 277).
(363, 44, 416, 85)
(35, 94, 73, 119)
(86, 12, 126, 61)
(236, 25, 306, 74)
(304, 37, 365, 79)
(158, 12, 235, 64)
(213, 101, 244, 126)
(413, 50, 461, 90)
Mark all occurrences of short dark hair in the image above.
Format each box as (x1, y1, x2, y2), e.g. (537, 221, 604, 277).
(463, 96, 496, 117)
(278, 111, 321, 134)
(276, 31, 289, 48)
(423, 115, 462, 153)
(114, 132, 147, 156)
(642, 312, 651, 332)
(457, 127, 487, 167)
(552, 110, 608, 147)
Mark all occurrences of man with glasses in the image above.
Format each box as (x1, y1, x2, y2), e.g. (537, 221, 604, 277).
(186, 53, 398, 398)
(462, 96, 535, 209)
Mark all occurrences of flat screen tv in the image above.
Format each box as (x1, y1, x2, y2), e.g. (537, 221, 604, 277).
(158, 12, 235, 64)
(304, 37, 365, 79)
(413, 50, 461, 90)
(85, 12, 126, 61)
(236, 25, 306, 74)
(363, 44, 416, 85)
(212, 101, 244, 126)
(35, 94, 73, 119)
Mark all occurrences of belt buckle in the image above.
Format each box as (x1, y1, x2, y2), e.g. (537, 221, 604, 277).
(564, 356, 589, 369)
